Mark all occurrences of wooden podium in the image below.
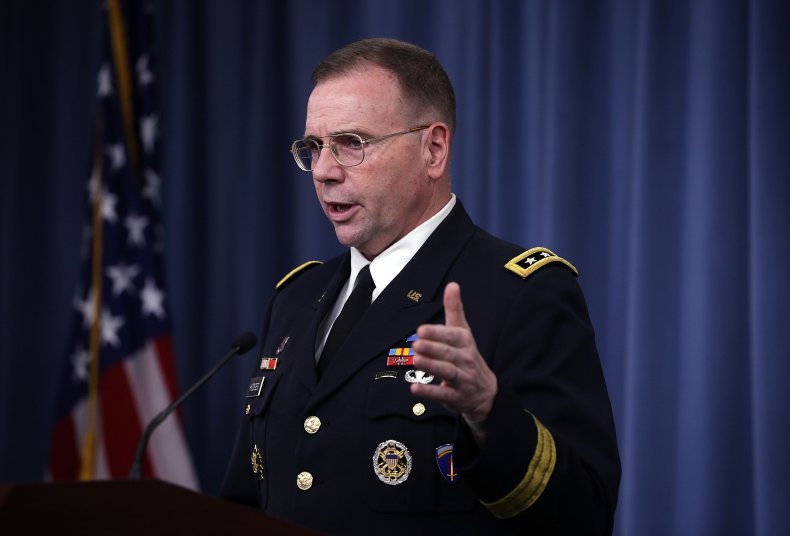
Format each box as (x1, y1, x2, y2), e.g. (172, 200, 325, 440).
(0, 478, 321, 534)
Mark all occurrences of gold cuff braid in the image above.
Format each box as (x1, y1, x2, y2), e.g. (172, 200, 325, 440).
(481, 413, 556, 519)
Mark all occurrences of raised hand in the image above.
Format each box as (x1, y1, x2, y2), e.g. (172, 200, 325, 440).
(410, 282, 498, 442)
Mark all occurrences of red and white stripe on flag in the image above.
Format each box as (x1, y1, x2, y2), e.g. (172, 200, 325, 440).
(50, 338, 197, 488)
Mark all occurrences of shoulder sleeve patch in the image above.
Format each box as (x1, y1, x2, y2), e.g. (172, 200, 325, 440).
(504, 247, 578, 279)
(275, 260, 323, 289)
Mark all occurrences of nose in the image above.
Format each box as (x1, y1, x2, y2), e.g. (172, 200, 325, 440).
(312, 145, 344, 184)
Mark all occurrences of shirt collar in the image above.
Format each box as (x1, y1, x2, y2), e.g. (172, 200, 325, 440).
(350, 194, 456, 300)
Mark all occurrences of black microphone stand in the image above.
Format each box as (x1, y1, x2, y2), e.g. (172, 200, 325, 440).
(129, 332, 256, 479)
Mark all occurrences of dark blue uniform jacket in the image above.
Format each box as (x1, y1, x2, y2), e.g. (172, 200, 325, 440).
(221, 202, 620, 535)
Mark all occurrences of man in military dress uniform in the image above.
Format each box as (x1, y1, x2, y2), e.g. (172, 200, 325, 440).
(221, 38, 620, 534)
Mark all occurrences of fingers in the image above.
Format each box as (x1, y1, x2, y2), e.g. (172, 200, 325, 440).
(409, 282, 497, 425)
(412, 282, 471, 381)
(448, 365, 459, 384)
(442, 282, 469, 329)
(411, 347, 458, 384)
(414, 283, 470, 348)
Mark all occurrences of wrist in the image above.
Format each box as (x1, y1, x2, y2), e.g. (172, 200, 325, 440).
(463, 414, 487, 434)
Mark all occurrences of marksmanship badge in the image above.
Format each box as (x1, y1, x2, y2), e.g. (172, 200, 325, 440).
(373, 439, 412, 485)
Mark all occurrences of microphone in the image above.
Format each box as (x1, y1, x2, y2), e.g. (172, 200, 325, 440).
(129, 331, 257, 479)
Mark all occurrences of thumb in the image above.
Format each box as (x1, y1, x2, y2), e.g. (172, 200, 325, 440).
(443, 282, 469, 328)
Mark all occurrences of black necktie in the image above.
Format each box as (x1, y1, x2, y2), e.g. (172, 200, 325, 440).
(317, 265, 375, 377)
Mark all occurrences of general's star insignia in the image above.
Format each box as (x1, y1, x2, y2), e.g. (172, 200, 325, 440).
(504, 247, 578, 279)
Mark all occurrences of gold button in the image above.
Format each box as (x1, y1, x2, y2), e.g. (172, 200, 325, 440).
(412, 403, 426, 416)
(245, 403, 251, 415)
(296, 471, 313, 490)
(304, 416, 322, 434)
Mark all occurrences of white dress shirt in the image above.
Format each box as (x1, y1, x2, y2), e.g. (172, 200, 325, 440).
(315, 194, 457, 359)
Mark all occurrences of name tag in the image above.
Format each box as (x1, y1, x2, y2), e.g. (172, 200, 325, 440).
(246, 376, 265, 397)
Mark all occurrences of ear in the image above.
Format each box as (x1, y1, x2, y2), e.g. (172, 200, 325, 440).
(424, 123, 451, 180)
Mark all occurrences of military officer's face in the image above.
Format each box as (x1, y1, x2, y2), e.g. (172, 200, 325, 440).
(305, 65, 436, 259)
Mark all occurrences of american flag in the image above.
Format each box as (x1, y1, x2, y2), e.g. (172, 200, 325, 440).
(48, 0, 198, 489)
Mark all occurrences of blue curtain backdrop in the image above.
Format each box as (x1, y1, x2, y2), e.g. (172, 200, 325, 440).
(1, 1, 788, 534)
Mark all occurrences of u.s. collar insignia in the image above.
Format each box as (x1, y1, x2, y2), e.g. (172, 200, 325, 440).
(405, 369, 434, 384)
(251, 444, 264, 480)
(435, 444, 459, 484)
(373, 439, 412, 485)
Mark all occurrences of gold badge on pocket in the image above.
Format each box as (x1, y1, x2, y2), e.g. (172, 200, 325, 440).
(373, 439, 412, 486)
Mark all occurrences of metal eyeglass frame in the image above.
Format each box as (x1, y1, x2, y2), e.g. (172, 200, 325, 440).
(290, 125, 429, 171)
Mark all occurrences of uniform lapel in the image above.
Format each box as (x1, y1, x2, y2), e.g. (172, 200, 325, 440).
(308, 202, 477, 409)
(289, 255, 350, 391)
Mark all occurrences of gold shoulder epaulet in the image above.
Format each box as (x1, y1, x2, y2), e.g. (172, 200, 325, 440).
(275, 260, 322, 289)
(504, 247, 578, 279)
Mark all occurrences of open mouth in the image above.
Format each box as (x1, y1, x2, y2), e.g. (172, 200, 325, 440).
(325, 202, 359, 222)
(330, 203, 353, 213)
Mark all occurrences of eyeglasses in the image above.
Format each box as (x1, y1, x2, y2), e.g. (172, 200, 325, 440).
(290, 125, 429, 172)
